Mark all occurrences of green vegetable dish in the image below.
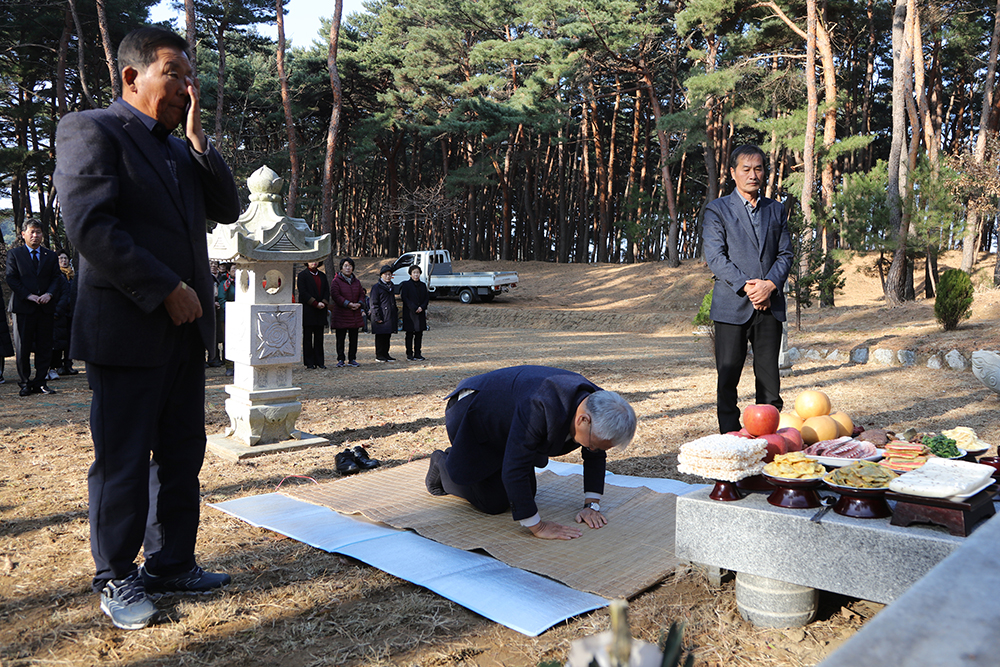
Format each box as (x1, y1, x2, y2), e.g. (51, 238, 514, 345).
(922, 434, 960, 458)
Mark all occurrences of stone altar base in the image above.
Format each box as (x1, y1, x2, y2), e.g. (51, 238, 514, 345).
(207, 431, 330, 462)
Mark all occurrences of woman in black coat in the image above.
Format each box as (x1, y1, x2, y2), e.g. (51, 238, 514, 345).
(51, 249, 79, 376)
(369, 264, 399, 362)
(399, 265, 429, 361)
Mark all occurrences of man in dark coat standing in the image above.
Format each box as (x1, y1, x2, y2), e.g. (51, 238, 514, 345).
(6, 219, 61, 396)
(297, 261, 330, 369)
(425, 365, 637, 540)
(703, 144, 793, 434)
(53, 27, 241, 630)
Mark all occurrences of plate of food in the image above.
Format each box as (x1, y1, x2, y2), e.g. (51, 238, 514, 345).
(802, 437, 883, 467)
(823, 461, 899, 518)
(888, 458, 995, 499)
(922, 434, 963, 459)
(941, 427, 990, 456)
(762, 453, 826, 508)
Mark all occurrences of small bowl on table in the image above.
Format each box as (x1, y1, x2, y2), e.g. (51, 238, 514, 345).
(822, 478, 893, 519)
(762, 473, 824, 509)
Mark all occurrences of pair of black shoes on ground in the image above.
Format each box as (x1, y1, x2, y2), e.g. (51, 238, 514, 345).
(20, 384, 56, 397)
(336, 445, 381, 475)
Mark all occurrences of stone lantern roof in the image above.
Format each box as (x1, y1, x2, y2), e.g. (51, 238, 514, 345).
(208, 165, 330, 263)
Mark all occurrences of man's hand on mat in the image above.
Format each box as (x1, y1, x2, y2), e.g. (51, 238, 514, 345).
(575, 507, 607, 529)
(528, 520, 583, 540)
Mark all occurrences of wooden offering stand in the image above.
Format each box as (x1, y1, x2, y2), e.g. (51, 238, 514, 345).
(887, 483, 998, 537)
(710, 480, 744, 501)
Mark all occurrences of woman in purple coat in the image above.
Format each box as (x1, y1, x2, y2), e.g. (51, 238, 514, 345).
(329, 257, 366, 367)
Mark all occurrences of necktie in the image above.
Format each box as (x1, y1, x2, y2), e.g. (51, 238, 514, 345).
(31, 249, 39, 272)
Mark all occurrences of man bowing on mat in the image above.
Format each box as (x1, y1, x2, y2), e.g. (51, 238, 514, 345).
(425, 365, 636, 540)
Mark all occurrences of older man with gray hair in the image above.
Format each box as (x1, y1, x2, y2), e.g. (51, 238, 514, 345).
(425, 365, 637, 540)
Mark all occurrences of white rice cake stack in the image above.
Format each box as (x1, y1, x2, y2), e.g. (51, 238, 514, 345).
(677, 433, 768, 482)
(888, 458, 995, 499)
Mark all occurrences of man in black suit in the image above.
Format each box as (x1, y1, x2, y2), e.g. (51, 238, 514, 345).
(296, 261, 330, 369)
(53, 27, 241, 630)
(703, 145, 793, 433)
(425, 366, 637, 540)
(6, 219, 61, 396)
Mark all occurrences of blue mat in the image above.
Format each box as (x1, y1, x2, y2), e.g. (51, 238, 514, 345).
(210, 493, 608, 636)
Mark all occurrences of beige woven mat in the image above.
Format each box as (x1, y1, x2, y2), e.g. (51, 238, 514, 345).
(283, 459, 680, 599)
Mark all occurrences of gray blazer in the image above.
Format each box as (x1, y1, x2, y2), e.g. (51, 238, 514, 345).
(703, 190, 793, 325)
(53, 100, 241, 367)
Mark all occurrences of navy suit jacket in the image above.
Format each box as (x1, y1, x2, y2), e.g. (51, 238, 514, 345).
(445, 365, 604, 520)
(53, 100, 241, 366)
(6, 245, 61, 315)
(703, 190, 793, 325)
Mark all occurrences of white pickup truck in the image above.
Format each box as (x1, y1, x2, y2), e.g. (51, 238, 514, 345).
(388, 250, 518, 303)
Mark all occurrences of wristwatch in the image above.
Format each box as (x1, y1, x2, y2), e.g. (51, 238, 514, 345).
(584, 501, 601, 512)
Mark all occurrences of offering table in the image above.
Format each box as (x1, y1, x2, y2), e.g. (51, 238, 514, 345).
(675, 487, 989, 627)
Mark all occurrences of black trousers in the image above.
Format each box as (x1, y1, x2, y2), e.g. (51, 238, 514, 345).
(335, 327, 359, 362)
(714, 310, 783, 434)
(405, 331, 423, 357)
(12, 311, 54, 389)
(374, 333, 393, 359)
(87, 324, 206, 591)
(302, 324, 325, 367)
(439, 394, 536, 515)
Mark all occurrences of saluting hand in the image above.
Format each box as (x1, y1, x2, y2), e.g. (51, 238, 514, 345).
(185, 77, 208, 153)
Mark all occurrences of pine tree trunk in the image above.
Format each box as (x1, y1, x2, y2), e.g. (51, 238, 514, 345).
(885, 0, 910, 306)
(214, 21, 227, 146)
(66, 0, 94, 109)
(319, 0, 344, 256)
(276, 0, 300, 216)
(95, 0, 119, 100)
(185, 0, 197, 59)
(968, 0, 1000, 275)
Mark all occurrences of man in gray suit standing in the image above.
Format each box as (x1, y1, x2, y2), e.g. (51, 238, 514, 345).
(54, 27, 241, 630)
(703, 145, 793, 434)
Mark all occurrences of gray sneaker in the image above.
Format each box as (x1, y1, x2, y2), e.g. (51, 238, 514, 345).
(140, 564, 231, 598)
(100, 573, 158, 630)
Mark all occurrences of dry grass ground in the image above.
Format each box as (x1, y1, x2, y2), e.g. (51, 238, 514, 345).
(1, 250, 999, 666)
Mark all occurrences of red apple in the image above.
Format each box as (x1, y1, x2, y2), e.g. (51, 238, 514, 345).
(760, 432, 788, 462)
(738, 427, 752, 438)
(726, 430, 746, 438)
(777, 427, 804, 451)
(742, 404, 781, 436)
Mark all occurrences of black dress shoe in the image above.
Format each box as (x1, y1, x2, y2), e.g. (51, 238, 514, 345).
(352, 446, 381, 470)
(335, 450, 360, 475)
(317, 364, 327, 369)
(19, 386, 32, 397)
(39, 385, 57, 395)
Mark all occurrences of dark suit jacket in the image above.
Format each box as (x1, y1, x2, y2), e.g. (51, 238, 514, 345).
(296, 268, 330, 328)
(703, 190, 793, 325)
(53, 100, 241, 366)
(445, 365, 604, 520)
(6, 245, 61, 316)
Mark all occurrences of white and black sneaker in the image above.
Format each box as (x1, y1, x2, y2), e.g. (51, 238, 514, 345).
(100, 573, 158, 630)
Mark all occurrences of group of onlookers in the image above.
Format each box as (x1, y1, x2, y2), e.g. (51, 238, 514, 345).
(296, 258, 431, 367)
(3, 219, 79, 397)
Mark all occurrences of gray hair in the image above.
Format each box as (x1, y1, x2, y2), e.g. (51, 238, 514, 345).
(586, 390, 636, 449)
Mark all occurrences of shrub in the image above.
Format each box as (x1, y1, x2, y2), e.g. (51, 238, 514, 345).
(934, 268, 973, 331)
(693, 287, 713, 327)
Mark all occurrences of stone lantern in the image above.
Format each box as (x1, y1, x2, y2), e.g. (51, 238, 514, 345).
(205, 165, 331, 460)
